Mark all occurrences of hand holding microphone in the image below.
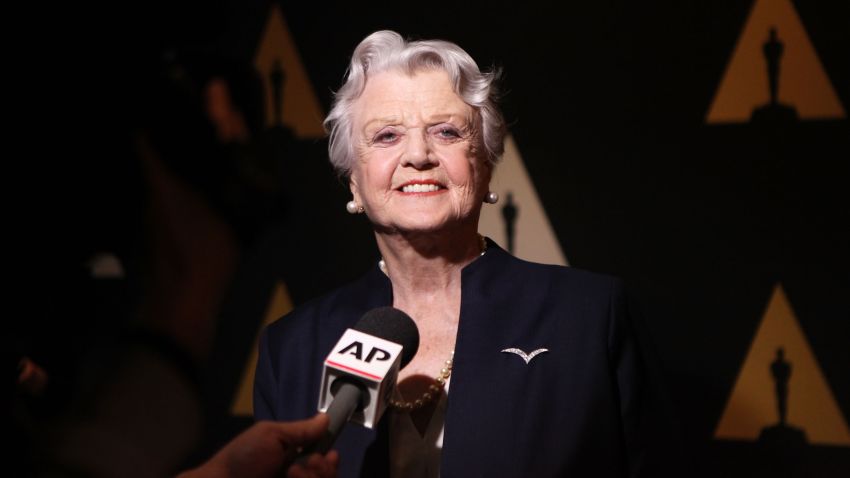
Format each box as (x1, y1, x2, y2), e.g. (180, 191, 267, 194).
(177, 415, 338, 478)
(180, 307, 417, 478)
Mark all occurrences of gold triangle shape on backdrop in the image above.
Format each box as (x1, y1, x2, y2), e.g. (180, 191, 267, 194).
(230, 281, 295, 416)
(478, 134, 568, 266)
(705, 0, 845, 123)
(714, 284, 850, 445)
(254, 5, 325, 137)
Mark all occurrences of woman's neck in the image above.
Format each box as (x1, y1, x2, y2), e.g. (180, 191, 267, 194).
(375, 225, 482, 302)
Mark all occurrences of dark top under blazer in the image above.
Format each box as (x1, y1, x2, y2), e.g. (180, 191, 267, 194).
(254, 239, 645, 477)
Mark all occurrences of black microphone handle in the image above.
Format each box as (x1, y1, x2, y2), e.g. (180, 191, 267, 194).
(287, 381, 364, 467)
(315, 381, 363, 453)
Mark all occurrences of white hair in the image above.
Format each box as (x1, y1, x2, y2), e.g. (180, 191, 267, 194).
(324, 30, 506, 177)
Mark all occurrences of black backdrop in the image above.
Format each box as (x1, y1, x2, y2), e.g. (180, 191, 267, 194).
(27, 0, 850, 476)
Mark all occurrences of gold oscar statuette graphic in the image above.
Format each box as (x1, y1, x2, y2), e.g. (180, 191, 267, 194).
(478, 134, 568, 266)
(715, 284, 850, 446)
(254, 5, 325, 137)
(706, 0, 845, 124)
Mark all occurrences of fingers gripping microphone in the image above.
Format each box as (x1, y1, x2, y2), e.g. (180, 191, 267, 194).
(312, 307, 419, 454)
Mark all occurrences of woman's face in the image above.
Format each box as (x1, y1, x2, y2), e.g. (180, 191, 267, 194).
(349, 69, 490, 235)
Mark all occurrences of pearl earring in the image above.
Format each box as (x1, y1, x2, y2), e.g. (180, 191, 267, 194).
(346, 200, 364, 214)
(484, 191, 499, 204)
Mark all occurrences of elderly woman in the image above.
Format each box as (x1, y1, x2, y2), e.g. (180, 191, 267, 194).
(254, 31, 645, 477)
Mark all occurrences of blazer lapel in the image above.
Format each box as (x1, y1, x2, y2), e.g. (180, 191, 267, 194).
(440, 243, 564, 477)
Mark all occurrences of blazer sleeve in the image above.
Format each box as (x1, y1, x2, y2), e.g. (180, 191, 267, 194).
(253, 325, 277, 421)
(607, 278, 647, 478)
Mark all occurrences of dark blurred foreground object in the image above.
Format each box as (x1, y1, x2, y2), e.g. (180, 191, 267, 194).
(11, 46, 336, 477)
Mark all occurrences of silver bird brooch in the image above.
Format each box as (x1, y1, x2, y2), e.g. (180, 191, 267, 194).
(501, 348, 549, 364)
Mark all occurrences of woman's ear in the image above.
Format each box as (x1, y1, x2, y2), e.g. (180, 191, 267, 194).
(348, 173, 357, 193)
(478, 155, 494, 189)
(348, 171, 361, 203)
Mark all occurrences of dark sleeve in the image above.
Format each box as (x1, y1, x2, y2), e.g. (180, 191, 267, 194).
(253, 325, 277, 421)
(607, 278, 647, 478)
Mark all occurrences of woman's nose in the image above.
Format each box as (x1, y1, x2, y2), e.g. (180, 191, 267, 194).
(400, 131, 435, 169)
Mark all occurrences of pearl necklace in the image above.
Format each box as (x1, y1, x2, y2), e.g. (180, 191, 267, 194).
(389, 351, 454, 411)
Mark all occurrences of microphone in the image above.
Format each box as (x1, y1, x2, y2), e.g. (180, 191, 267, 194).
(309, 307, 419, 455)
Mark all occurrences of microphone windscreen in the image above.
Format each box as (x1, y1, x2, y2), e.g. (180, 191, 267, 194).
(353, 307, 419, 368)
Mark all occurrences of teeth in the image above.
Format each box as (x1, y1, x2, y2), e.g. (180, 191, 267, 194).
(402, 184, 442, 193)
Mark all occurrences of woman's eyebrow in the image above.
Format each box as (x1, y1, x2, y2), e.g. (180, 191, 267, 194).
(363, 116, 400, 131)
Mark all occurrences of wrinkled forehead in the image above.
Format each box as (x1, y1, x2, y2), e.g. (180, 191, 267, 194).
(352, 69, 475, 127)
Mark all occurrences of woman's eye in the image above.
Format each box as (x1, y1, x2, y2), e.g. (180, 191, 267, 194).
(434, 126, 461, 139)
(374, 130, 400, 144)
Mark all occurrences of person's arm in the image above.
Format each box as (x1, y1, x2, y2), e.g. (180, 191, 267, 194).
(177, 414, 338, 478)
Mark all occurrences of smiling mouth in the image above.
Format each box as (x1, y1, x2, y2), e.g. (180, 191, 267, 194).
(398, 181, 445, 194)
(401, 184, 443, 193)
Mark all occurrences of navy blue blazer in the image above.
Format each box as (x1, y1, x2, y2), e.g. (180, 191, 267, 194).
(254, 239, 645, 477)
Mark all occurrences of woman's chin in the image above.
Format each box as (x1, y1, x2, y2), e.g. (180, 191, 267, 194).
(381, 215, 475, 237)
(391, 221, 451, 235)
